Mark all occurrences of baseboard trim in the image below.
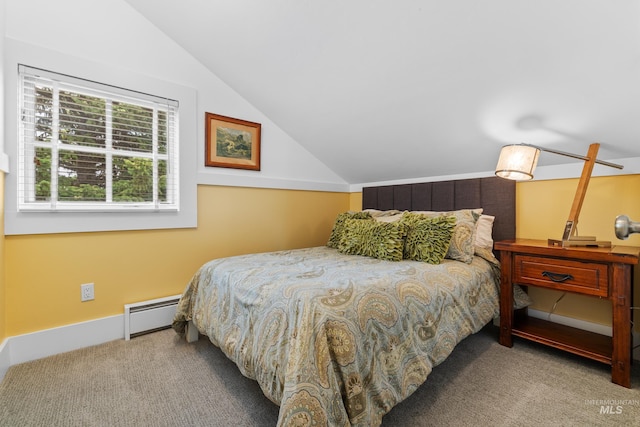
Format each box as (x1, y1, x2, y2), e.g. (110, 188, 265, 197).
(0, 338, 10, 382)
(4, 314, 124, 375)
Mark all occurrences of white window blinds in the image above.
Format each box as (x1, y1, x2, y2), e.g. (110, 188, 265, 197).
(18, 65, 179, 212)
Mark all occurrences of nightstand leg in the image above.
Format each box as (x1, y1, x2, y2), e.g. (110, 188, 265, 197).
(610, 264, 631, 388)
(499, 251, 514, 347)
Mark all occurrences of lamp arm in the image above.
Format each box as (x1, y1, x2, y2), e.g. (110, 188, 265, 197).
(497, 142, 623, 246)
(520, 143, 624, 170)
(560, 143, 600, 240)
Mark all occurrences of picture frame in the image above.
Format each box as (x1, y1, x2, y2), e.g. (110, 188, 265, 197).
(205, 112, 261, 170)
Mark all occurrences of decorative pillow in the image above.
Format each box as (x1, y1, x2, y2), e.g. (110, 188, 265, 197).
(337, 218, 407, 261)
(327, 211, 372, 248)
(401, 213, 456, 264)
(475, 214, 495, 250)
(410, 209, 480, 263)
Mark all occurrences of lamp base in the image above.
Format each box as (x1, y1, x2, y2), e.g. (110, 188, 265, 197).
(548, 236, 612, 248)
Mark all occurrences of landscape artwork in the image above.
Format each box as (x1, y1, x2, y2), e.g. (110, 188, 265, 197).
(216, 127, 252, 160)
(205, 112, 261, 170)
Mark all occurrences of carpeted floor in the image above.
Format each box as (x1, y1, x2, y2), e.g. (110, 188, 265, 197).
(1, 325, 639, 426)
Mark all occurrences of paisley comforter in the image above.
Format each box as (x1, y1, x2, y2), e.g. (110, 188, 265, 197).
(173, 246, 501, 426)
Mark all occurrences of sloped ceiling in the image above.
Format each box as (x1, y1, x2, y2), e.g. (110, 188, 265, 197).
(125, 0, 640, 185)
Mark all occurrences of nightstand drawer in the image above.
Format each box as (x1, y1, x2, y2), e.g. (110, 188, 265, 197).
(514, 255, 608, 297)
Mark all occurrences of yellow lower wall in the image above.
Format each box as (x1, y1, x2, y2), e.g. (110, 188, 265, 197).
(517, 174, 640, 328)
(349, 192, 363, 212)
(3, 174, 640, 338)
(4, 185, 349, 336)
(0, 172, 6, 343)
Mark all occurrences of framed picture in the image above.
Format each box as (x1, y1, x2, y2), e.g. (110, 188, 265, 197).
(205, 112, 261, 170)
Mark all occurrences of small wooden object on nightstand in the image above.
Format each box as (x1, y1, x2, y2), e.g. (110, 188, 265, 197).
(495, 238, 640, 388)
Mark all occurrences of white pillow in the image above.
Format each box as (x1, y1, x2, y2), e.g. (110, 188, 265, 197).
(363, 209, 401, 218)
(374, 213, 404, 223)
(475, 214, 495, 249)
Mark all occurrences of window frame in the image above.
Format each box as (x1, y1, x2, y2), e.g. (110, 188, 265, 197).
(18, 65, 179, 213)
(4, 40, 197, 235)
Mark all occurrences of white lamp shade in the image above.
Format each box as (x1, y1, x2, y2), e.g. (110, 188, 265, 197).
(495, 144, 540, 180)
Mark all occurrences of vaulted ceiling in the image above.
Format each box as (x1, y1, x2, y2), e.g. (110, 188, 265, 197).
(126, 0, 640, 184)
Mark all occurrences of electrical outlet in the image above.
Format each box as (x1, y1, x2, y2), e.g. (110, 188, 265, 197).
(81, 283, 94, 302)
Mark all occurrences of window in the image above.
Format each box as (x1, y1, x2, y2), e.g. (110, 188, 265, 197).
(18, 65, 179, 212)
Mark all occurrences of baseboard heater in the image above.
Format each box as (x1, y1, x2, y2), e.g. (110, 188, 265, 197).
(124, 294, 182, 340)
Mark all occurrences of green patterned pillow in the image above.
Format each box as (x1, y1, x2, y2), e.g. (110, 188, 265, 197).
(401, 213, 456, 264)
(327, 211, 373, 248)
(337, 218, 407, 261)
(409, 209, 480, 263)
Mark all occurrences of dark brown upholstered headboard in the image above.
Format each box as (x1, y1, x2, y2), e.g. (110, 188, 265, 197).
(362, 177, 516, 254)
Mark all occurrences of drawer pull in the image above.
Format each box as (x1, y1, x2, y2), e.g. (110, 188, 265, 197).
(542, 271, 574, 282)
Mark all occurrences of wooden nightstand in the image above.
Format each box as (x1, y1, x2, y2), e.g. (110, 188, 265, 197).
(495, 238, 640, 388)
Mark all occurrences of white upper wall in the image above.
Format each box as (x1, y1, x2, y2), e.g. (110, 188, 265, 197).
(7, 1, 638, 195)
(125, 0, 640, 188)
(3, 0, 348, 192)
(0, 1, 8, 173)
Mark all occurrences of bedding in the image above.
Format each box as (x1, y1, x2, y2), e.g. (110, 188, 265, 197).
(173, 245, 501, 426)
(364, 208, 483, 263)
(337, 218, 408, 261)
(400, 213, 457, 264)
(408, 209, 480, 263)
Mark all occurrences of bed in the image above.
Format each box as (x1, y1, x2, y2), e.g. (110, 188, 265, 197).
(173, 177, 516, 426)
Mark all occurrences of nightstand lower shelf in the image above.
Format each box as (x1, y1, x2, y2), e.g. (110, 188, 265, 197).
(511, 316, 612, 365)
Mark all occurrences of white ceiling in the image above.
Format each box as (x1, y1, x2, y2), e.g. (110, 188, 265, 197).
(125, 0, 640, 184)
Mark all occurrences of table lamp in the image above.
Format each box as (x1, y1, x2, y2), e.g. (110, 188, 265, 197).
(495, 142, 623, 247)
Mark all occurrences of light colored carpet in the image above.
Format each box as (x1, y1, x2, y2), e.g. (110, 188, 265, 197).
(1, 325, 639, 426)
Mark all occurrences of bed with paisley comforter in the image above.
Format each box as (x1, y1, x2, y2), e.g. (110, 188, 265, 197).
(173, 244, 501, 426)
(172, 177, 517, 426)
